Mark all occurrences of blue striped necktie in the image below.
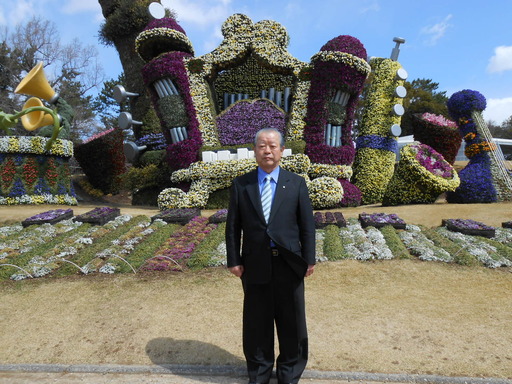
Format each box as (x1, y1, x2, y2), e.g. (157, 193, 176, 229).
(261, 175, 272, 224)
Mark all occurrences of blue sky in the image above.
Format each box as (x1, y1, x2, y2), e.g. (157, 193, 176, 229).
(2, 0, 512, 124)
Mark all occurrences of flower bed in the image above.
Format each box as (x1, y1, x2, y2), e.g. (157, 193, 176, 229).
(140, 216, 215, 271)
(151, 208, 201, 224)
(358, 212, 406, 229)
(22, 209, 74, 227)
(0, 137, 77, 206)
(73, 207, 120, 226)
(208, 209, 228, 224)
(503, 221, 512, 229)
(443, 219, 496, 238)
(314, 211, 346, 228)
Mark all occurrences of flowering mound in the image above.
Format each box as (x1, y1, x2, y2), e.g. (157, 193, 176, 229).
(22, 209, 73, 227)
(320, 35, 367, 59)
(382, 142, 460, 206)
(443, 218, 495, 238)
(446, 89, 486, 120)
(412, 113, 461, 165)
(359, 212, 406, 229)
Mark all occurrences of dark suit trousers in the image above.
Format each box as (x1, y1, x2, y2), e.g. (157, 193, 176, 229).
(242, 254, 308, 384)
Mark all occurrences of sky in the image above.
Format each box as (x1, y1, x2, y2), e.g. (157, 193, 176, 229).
(1, 0, 512, 125)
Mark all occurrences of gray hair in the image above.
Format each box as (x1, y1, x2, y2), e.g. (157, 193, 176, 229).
(254, 128, 285, 147)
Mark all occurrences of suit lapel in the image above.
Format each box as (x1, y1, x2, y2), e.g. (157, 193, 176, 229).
(244, 170, 266, 223)
(268, 169, 290, 224)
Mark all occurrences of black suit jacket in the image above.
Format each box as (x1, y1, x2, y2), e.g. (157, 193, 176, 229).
(226, 167, 316, 284)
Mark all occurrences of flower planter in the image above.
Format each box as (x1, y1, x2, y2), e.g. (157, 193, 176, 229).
(502, 221, 512, 229)
(412, 113, 461, 165)
(382, 142, 460, 206)
(443, 219, 495, 238)
(0, 137, 77, 205)
(74, 207, 120, 225)
(151, 208, 201, 224)
(358, 212, 406, 229)
(314, 211, 346, 229)
(22, 209, 74, 227)
(208, 209, 228, 224)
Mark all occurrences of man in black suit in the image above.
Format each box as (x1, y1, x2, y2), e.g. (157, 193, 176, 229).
(226, 128, 316, 384)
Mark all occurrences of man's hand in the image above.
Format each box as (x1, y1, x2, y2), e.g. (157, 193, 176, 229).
(228, 265, 244, 277)
(305, 264, 315, 277)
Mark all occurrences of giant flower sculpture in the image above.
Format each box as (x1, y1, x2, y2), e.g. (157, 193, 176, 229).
(382, 142, 460, 206)
(446, 89, 512, 203)
(304, 35, 371, 206)
(352, 58, 408, 204)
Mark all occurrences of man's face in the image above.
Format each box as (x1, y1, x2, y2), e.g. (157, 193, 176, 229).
(254, 131, 284, 173)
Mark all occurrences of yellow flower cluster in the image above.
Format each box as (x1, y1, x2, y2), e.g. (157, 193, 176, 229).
(358, 58, 404, 136)
(0, 136, 73, 157)
(464, 141, 497, 158)
(353, 57, 405, 204)
(310, 51, 371, 76)
(0, 194, 77, 206)
(160, 154, 348, 209)
(186, 14, 309, 147)
(306, 177, 344, 209)
(382, 144, 460, 206)
(308, 163, 353, 179)
(352, 148, 396, 204)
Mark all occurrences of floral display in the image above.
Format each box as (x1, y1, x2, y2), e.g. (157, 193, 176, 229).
(74, 127, 126, 194)
(304, 35, 369, 180)
(3, 212, 512, 281)
(306, 177, 343, 209)
(339, 219, 394, 260)
(399, 225, 453, 263)
(0, 136, 73, 157)
(184, 14, 309, 147)
(382, 142, 460, 206)
(159, 154, 346, 210)
(216, 99, 286, 145)
(352, 58, 406, 205)
(358, 212, 406, 229)
(73, 207, 120, 225)
(313, 211, 346, 228)
(0, 139, 77, 206)
(208, 209, 228, 224)
(443, 218, 496, 238)
(136, 133, 167, 150)
(140, 216, 216, 271)
(412, 112, 461, 164)
(140, 50, 202, 171)
(150, 208, 200, 224)
(446, 90, 512, 203)
(437, 226, 511, 268)
(22, 209, 73, 227)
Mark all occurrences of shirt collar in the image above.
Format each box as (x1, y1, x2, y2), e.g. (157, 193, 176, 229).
(258, 166, 280, 184)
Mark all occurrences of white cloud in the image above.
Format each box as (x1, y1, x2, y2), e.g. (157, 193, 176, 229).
(487, 46, 512, 73)
(164, 0, 232, 28)
(0, 0, 39, 27)
(61, 0, 100, 13)
(421, 14, 452, 46)
(359, 1, 380, 13)
(483, 97, 512, 125)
